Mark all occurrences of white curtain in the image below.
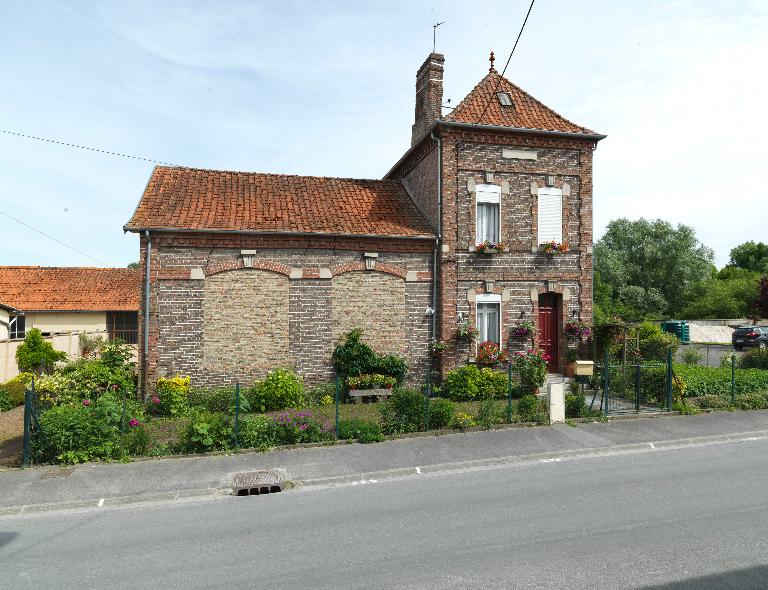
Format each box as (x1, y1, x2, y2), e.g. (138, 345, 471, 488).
(476, 303, 500, 344)
(477, 203, 499, 243)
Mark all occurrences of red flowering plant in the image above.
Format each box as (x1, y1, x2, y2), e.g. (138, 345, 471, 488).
(512, 348, 549, 394)
(476, 240, 507, 255)
(476, 341, 507, 366)
(540, 241, 568, 256)
(565, 321, 591, 339)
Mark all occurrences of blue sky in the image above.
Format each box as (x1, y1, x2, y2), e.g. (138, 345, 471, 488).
(1, 0, 765, 268)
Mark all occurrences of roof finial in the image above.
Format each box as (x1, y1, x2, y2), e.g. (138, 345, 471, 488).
(489, 51, 495, 71)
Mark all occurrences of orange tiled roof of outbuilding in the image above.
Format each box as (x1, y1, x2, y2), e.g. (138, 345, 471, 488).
(0, 267, 141, 312)
(124, 167, 435, 238)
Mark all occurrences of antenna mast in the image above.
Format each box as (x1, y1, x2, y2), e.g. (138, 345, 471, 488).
(432, 21, 444, 53)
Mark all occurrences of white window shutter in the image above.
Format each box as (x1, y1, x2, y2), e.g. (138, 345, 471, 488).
(537, 188, 562, 243)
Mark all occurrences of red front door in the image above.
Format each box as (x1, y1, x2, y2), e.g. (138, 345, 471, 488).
(537, 293, 559, 372)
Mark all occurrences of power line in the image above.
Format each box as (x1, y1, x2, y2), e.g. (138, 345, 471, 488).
(475, 0, 536, 125)
(0, 210, 107, 265)
(0, 128, 177, 166)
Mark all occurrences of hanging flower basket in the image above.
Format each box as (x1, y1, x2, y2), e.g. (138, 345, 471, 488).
(457, 322, 480, 341)
(476, 240, 507, 255)
(431, 341, 447, 358)
(510, 321, 534, 338)
(540, 241, 568, 256)
(565, 321, 591, 339)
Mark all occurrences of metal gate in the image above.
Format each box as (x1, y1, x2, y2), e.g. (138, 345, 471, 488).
(595, 350, 673, 415)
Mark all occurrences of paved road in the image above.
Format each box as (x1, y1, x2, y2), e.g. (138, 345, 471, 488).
(2, 436, 768, 589)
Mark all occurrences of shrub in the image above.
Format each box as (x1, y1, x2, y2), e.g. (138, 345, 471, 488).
(691, 394, 730, 410)
(306, 383, 337, 406)
(34, 392, 147, 464)
(154, 375, 191, 417)
(444, 365, 482, 401)
(513, 350, 548, 395)
(674, 364, 768, 396)
(0, 377, 27, 409)
(428, 398, 455, 429)
(479, 367, 509, 399)
(379, 388, 425, 434)
(332, 329, 408, 385)
(180, 410, 232, 453)
(734, 393, 768, 411)
(237, 415, 276, 451)
(16, 328, 67, 374)
(517, 395, 544, 423)
(680, 348, 703, 365)
(268, 409, 334, 444)
(740, 349, 768, 370)
(187, 386, 251, 414)
(565, 392, 586, 418)
(247, 368, 305, 413)
(373, 355, 408, 386)
(673, 402, 701, 415)
(637, 322, 679, 361)
(452, 412, 476, 430)
(720, 353, 737, 369)
(0, 386, 14, 411)
(476, 398, 502, 429)
(337, 418, 384, 443)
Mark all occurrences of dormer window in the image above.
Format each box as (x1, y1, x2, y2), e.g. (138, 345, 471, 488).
(497, 92, 513, 107)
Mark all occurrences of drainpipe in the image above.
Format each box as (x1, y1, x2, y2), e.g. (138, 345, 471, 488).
(143, 230, 152, 397)
(430, 129, 443, 344)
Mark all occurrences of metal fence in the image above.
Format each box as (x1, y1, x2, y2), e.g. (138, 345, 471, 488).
(677, 342, 768, 369)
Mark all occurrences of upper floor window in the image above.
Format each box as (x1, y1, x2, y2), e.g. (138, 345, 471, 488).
(476, 184, 501, 244)
(9, 315, 25, 340)
(537, 187, 563, 244)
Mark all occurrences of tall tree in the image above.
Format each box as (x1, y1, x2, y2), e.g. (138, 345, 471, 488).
(729, 241, 768, 274)
(594, 218, 714, 320)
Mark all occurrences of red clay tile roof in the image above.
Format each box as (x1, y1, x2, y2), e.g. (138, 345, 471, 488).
(446, 69, 597, 135)
(124, 167, 435, 238)
(0, 267, 141, 312)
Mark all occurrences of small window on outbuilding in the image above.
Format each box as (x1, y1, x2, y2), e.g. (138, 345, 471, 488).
(9, 315, 25, 340)
(497, 92, 513, 107)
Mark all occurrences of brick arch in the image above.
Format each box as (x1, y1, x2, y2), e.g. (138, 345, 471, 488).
(329, 261, 408, 279)
(204, 259, 292, 277)
(531, 285, 570, 373)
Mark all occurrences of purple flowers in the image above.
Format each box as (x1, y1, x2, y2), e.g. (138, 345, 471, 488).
(82, 399, 91, 407)
(151, 395, 161, 405)
(129, 418, 140, 428)
(266, 408, 333, 443)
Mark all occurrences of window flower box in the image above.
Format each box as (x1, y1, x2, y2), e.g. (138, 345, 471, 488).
(476, 340, 507, 366)
(540, 241, 568, 256)
(476, 241, 507, 255)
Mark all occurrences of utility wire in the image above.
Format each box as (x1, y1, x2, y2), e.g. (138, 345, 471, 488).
(0, 128, 177, 166)
(0, 210, 107, 265)
(475, 0, 536, 125)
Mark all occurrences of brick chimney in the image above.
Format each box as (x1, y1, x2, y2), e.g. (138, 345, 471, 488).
(411, 53, 444, 146)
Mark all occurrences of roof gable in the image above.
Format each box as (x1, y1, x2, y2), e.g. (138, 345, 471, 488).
(0, 267, 141, 312)
(446, 69, 596, 135)
(125, 167, 435, 238)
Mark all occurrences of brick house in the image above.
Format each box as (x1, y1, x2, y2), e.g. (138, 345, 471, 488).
(125, 52, 604, 394)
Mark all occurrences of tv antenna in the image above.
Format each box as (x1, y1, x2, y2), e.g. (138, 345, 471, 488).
(433, 21, 444, 53)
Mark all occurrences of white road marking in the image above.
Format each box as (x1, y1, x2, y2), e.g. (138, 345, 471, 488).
(648, 442, 656, 449)
(539, 458, 561, 463)
(97, 498, 105, 507)
(415, 467, 421, 474)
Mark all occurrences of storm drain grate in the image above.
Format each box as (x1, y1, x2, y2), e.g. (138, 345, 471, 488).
(233, 470, 283, 496)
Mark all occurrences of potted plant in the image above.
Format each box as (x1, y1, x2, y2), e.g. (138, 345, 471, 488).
(540, 241, 568, 256)
(512, 349, 549, 395)
(432, 341, 447, 358)
(565, 347, 577, 378)
(510, 321, 534, 338)
(457, 321, 480, 341)
(565, 320, 591, 339)
(476, 240, 507, 255)
(476, 341, 507, 366)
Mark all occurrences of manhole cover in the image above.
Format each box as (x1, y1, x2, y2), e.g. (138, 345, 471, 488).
(41, 467, 75, 480)
(233, 470, 283, 496)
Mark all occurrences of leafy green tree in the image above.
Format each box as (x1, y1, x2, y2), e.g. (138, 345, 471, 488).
(127, 262, 140, 269)
(15, 328, 67, 374)
(594, 218, 714, 319)
(756, 277, 768, 320)
(729, 241, 768, 273)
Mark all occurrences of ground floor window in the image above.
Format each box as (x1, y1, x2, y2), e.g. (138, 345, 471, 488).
(476, 294, 501, 345)
(107, 311, 138, 344)
(9, 315, 25, 339)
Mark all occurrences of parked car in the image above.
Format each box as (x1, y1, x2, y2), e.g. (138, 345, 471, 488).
(732, 326, 768, 350)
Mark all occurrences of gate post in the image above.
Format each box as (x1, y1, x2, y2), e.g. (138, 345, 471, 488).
(666, 347, 673, 412)
(603, 348, 610, 415)
(731, 354, 736, 405)
(22, 386, 32, 468)
(634, 363, 641, 412)
(506, 360, 513, 423)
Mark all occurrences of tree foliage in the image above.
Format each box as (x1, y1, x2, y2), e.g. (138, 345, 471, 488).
(729, 241, 768, 274)
(594, 218, 714, 320)
(16, 328, 67, 374)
